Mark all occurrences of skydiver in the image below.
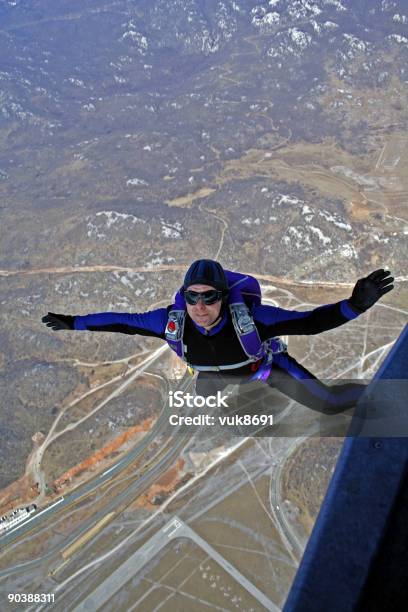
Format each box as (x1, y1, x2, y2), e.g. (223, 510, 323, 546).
(42, 260, 394, 415)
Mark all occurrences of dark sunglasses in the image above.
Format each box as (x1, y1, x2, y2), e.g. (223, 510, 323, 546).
(184, 289, 223, 305)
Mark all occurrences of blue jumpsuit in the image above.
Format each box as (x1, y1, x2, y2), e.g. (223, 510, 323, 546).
(73, 298, 365, 415)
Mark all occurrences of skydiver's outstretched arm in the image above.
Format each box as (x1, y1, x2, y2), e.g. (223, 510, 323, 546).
(42, 307, 171, 339)
(253, 299, 360, 336)
(253, 269, 394, 336)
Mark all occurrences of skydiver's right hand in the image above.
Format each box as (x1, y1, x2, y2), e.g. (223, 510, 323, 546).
(42, 312, 74, 330)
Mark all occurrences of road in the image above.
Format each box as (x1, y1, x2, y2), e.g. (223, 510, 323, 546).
(0, 371, 195, 557)
(72, 516, 279, 612)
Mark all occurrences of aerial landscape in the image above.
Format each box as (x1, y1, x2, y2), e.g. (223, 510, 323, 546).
(0, 0, 407, 610)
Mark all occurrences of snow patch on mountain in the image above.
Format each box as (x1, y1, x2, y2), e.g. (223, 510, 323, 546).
(282, 226, 312, 250)
(388, 33, 408, 44)
(160, 219, 184, 239)
(339, 244, 357, 259)
(309, 226, 331, 245)
(323, 0, 346, 11)
(318, 210, 352, 232)
(121, 22, 148, 55)
(289, 28, 313, 49)
(392, 13, 407, 23)
(216, 2, 237, 39)
(343, 33, 367, 53)
(288, 1, 322, 19)
(252, 10, 280, 29)
(267, 27, 312, 58)
(322, 20, 339, 30)
(277, 194, 303, 206)
(86, 211, 148, 239)
(126, 178, 149, 187)
(241, 217, 261, 225)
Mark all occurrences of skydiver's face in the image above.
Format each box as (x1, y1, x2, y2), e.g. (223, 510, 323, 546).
(185, 284, 223, 329)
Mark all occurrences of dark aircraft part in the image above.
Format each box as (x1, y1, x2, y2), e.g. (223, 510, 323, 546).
(284, 324, 408, 612)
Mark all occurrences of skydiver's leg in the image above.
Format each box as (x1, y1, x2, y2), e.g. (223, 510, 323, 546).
(266, 353, 366, 415)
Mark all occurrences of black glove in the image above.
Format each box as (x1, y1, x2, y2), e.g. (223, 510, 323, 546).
(42, 312, 74, 330)
(349, 269, 394, 313)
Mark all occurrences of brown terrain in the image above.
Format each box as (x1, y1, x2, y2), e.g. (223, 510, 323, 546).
(281, 437, 344, 536)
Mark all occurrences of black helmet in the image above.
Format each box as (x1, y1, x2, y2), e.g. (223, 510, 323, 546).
(183, 259, 228, 295)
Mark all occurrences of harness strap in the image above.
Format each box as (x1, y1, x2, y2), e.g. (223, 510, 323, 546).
(229, 302, 264, 361)
(189, 338, 288, 374)
(248, 337, 288, 382)
(164, 310, 185, 358)
(186, 358, 256, 372)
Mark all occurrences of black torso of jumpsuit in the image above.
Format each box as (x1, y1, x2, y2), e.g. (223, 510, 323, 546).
(183, 313, 276, 397)
(183, 314, 253, 373)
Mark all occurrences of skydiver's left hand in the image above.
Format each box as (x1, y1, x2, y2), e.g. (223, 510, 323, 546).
(349, 269, 394, 313)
